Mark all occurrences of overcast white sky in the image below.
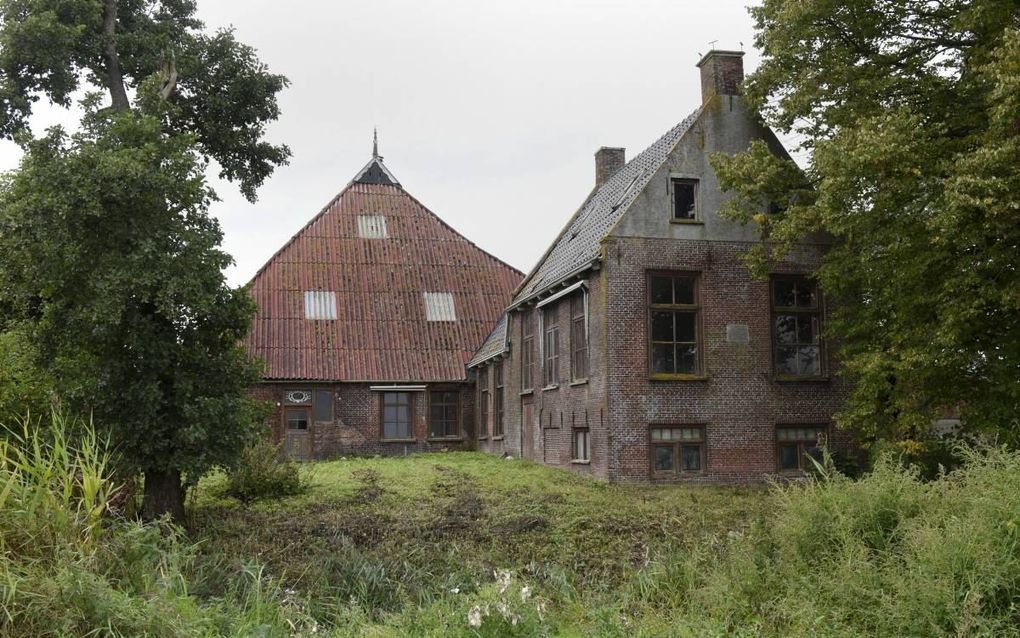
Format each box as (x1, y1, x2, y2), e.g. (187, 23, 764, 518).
(0, 0, 766, 286)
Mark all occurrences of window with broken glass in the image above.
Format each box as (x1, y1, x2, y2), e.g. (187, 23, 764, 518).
(772, 276, 823, 377)
(649, 273, 701, 378)
(671, 178, 698, 221)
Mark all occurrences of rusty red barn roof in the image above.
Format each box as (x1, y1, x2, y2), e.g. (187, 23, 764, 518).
(247, 154, 523, 382)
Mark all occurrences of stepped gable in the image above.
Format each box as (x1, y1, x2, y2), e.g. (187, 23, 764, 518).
(247, 151, 523, 382)
(512, 107, 702, 305)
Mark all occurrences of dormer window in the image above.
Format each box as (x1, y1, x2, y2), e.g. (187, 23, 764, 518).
(304, 291, 337, 320)
(423, 292, 456, 322)
(672, 178, 698, 221)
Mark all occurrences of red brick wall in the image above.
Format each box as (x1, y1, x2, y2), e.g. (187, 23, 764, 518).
(254, 382, 473, 459)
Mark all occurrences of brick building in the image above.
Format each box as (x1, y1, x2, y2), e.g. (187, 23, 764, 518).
(247, 143, 522, 459)
(469, 51, 851, 482)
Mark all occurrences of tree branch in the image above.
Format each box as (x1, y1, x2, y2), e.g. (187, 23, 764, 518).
(159, 52, 178, 101)
(103, 0, 130, 112)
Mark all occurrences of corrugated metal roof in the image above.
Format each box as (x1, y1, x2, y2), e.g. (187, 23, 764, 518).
(247, 158, 523, 382)
(512, 108, 703, 305)
(467, 312, 508, 368)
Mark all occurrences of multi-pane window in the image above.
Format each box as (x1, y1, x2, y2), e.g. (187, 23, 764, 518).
(382, 392, 412, 440)
(573, 428, 590, 462)
(651, 426, 705, 474)
(649, 273, 700, 377)
(521, 312, 535, 391)
(543, 306, 560, 387)
(314, 390, 333, 423)
(493, 363, 505, 437)
(570, 293, 588, 381)
(286, 409, 309, 431)
(478, 368, 489, 439)
(672, 178, 698, 221)
(772, 277, 822, 377)
(429, 391, 460, 438)
(777, 426, 827, 472)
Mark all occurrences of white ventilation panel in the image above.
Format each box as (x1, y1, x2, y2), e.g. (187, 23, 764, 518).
(423, 292, 457, 322)
(357, 215, 388, 239)
(304, 291, 337, 320)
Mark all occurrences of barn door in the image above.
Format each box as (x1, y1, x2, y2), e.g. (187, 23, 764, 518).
(521, 397, 535, 460)
(284, 407, 312, 460)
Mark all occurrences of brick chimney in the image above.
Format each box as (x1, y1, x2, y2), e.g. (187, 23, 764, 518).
(696, 50, 744, 104)
(595, 146, 625, 187)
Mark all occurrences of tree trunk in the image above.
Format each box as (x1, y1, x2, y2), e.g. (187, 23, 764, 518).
(102, 0, 130, 112)
(141, 468, 185, 523)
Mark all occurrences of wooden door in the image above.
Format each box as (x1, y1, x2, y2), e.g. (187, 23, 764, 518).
(521, 397, 535, 460)
(284, 407, 312, 460)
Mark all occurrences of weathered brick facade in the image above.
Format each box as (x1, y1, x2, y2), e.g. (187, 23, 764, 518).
(470, 50, 853, 484)
(256, 383, 476, 459)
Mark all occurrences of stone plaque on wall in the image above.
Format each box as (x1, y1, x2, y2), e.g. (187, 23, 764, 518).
(726, 324, 750, 344)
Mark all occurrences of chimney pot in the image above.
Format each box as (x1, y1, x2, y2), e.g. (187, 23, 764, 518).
(697, 49, 745, 104)
(595, 146, 626, 187)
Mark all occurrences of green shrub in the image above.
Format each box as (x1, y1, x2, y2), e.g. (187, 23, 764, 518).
(224, 438, 305, 502)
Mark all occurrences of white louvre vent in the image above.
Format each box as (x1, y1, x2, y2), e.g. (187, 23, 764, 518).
(357, 215, 388, 239)
(304, 291, 337, 320)
(423, 292, 457, 322)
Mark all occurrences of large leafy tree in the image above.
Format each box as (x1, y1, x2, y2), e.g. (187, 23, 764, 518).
(713, 1, 1020, 444)
(0, 0, 289, 519)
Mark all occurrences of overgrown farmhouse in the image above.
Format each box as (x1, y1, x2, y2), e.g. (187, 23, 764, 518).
(246, 148, 522, 460)
(468, 51, 852, 482)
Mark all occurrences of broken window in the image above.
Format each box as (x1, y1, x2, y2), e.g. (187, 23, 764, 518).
(570, 293, 588, 381)
(777, 426, 827, 472)
(650, 426, 704, 474)
(429, 390, 460, 439)
(672, 178, 698, 221)
(521, 311, 535, 391)
(648, 273, 701, 377)
(543, 305, 560, 387)
(382, 392, 412, 440)
(772, 276, 822, 377)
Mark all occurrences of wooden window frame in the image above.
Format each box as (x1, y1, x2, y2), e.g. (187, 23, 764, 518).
(428, 389, 462, 440)
(521, 311, 534, 392)
(380, 392, 414, 441)
(542, 304, 560, 388)
(285, 407, 311, 431)
(572, 427, 590, 463)
(649, 425, 706, 476)
(570, 292, 589, 382)
(313, 389, 333, 424)
(648, 272, 704, 380)
(776, 425, 827, 473)
(670, 178, 700, 223)
(770, 275, 826, 380)
(493, 363, 505, 438)
(478, 367, 489, 440)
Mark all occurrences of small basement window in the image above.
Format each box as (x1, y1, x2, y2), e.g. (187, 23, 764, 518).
(424, 292, 457, 322)
(357, 215, 388, 238)
(304, 291, 337, 320)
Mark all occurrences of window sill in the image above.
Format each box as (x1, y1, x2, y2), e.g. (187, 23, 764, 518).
(491, 435, 505, 441)
(670, 219, 704, 225)
(568, 379, 589, 387)
(519, 389, 534, 396)
(649, 373, 709, 382)
(478, 436, 488, 441)
(772, 375, 830, 383)
(427, 437, 464, 443)
(571, 459, 591, 465)
(542, 384, 559, 392)
(381, 438, 417, 444)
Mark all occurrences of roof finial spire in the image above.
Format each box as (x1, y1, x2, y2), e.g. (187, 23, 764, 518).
(372, 127, 379, 159)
